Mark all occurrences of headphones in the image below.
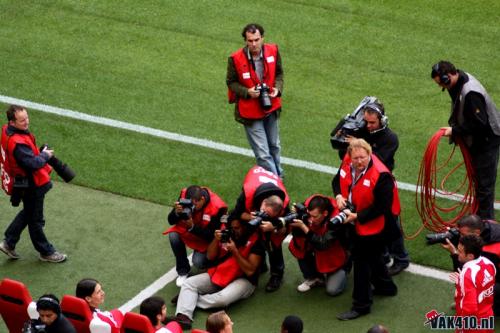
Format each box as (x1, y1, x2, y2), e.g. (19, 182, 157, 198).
(36, 296, 61, 314)
(432, 63, 451, 86)
(364, 100, 388, 129)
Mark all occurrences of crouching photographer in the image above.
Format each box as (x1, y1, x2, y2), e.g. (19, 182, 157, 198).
(434, 214, 500, 315)
(288, 195, 348, 296)
(164, 185, 228, 287)
(0, 105, 67, 263)
(24, 294, 76, 333)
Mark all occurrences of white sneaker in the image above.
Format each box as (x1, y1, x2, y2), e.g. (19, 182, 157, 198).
(297, 278, 322, 292)
(176, 275, 188, 287)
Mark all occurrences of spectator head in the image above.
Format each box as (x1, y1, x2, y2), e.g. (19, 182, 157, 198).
(76, 278, 105, 309)
(206, 310, 233, 333)
(140, 296, 166, 328)
(281, 315, 303, 333)
(36, 294, 61, 326)
(458, 234, 484, 264)
(367, 324, 390, 333)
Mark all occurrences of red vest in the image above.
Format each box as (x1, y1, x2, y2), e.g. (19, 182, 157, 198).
(163, 187, 228, 252)
(228, 44, 281, 119)
(1, 124, 52, 195)
(338, 154, 400, 236)
(288, 195, 347, 273)
(207, 232, 260, 288)
(242, 166, 289, 247)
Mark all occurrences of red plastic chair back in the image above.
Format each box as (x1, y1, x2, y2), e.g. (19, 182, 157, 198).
(60, 295, 93, 333)
(0, 278, 32, 333)
(120, 312, 155, 333)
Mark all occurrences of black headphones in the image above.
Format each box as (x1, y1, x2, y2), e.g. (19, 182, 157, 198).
(432, 63, 450, 85)
(36, 296, 61, 314)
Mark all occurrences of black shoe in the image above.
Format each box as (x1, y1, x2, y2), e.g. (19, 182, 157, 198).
(165, 313, 192, 330)
(170, 293, 179, 305)
(388, 263, 409, 276)
(265, 275, 282, 292)
(336, 310, 368, 321)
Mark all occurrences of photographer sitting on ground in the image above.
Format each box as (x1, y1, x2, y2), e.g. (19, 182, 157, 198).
(25, 294, 76, 333)
(168, 217, 264, 330)
(164, 185, 228, 287)
(288, 194, 348, 296)
(439, 214, 500, 315)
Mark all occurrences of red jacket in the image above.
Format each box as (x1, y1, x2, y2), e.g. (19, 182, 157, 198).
(163, 187, 227, 252)
(1, 124, 51, 195)
(207, 232, 260, 288)
(228, 44, 281, 119)
(338, 154, 400, 236)
(289, 195, 346, 273)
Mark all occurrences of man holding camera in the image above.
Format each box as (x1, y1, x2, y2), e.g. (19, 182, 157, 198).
(25, 294, 76, 333)
(168, 217, 264, 330)
(432, 61, 500, 220)
(288, 194, 348, 296)
(164, 185, 228, 287)
(226, 23, 284, 177)
(440, 214, 500, 316)
(0, 105, 67, 263)
(332, 139, 400, 320)
(229, 165, 290, 292)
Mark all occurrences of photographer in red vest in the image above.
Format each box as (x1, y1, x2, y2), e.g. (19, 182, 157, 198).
(332, 138, 400, 320)
(288, 194, 348, 296)
(164, 185, 227, 287)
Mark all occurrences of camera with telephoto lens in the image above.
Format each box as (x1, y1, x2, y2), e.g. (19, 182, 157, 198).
(220, 229, 232, 243)
(277, 203, 308, 227)
(40, 144, 76, 183)
(425, 228, 460, 245)
(177, 198, 195, 220)
(23, 320, 46, 333)
(248, 210, 272, 227)
(330, 201, 355, 226)
(256, 83, 272, 110)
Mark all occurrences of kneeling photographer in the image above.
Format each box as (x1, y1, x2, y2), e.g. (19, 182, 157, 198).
(164, 185, 228, 288)
(24, 294, 76, 333)
(0, 105, 71, 263)
(433, 214, 500, 315)
(288, 194, 349, 296)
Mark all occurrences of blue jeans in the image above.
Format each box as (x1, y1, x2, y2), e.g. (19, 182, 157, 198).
(4, 183, 55, 256)
(169, 231, 208, 276)
(244, 111, 283, 176)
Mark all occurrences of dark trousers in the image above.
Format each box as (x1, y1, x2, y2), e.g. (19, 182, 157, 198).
(351, 236, 397, 313)
(168, 232, 209, 275)
(4, 183, 55, 256)
(267, 242, 285, 278)
(298, 252, 320, 280)
(471, 146, 499, 220)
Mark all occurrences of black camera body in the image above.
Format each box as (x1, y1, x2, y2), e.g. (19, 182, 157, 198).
(330, 201, 356, 226)
(220, 229, 232, 243)
(278, 203, 308, 227)
(426, 228, 460, 245)
(248, 210, 271, 227)
(23, 320, 46, 333)
(40, 144, 76, 183)
(178, 198, 195, 220)
(256, 83, 272, 110)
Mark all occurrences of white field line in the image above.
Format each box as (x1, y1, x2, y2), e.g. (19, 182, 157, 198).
(0, 95, 468, 308)
(2, 94, 497, 210)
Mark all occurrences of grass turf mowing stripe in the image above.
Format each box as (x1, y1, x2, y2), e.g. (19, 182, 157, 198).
(2, 94, 495, 211)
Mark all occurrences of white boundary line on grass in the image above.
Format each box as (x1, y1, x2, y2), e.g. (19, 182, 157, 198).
(2, 94, 497, 209)
(0, 95, 465, 308)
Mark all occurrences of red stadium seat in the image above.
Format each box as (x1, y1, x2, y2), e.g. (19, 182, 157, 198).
(60, 295, 93, 333)
(120, 312, 154, 333)
(0, 278, 33, 333)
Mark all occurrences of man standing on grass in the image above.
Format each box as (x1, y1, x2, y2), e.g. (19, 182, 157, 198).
(226, 23, 284, 177)
(432, 61, 500, 220)
(0, 105, 66, 263)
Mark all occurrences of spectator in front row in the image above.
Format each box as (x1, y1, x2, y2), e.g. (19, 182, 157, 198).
(164, 185, 228, 287)
(139, 296, 182, 333)
(366, 324, 389, 333)
(168, 217, 264, 330)
(206, 310, 233, 333)
(28, 294, 76, 333)
(281, 315, 303, 333)
(76, 278, 124, 333)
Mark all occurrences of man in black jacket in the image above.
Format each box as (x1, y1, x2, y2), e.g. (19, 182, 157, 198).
(30, 294, 76, 333)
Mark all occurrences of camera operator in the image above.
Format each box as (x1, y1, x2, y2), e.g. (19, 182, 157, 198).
(332, 139, 400, 320)
(0, 105, 67, 263)
(440, 214, 500, 315)
(228, 165, 290, 292)
(25, 294, 76, 333)
(288, 194, 348, 296)
(334, 97, 409, 275)
(164, 185, 228, 287)
(226, 23, 284, 177)
(168, 217, 264, 330)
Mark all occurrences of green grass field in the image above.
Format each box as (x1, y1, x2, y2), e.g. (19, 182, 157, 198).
(1, 0, 500, 332)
